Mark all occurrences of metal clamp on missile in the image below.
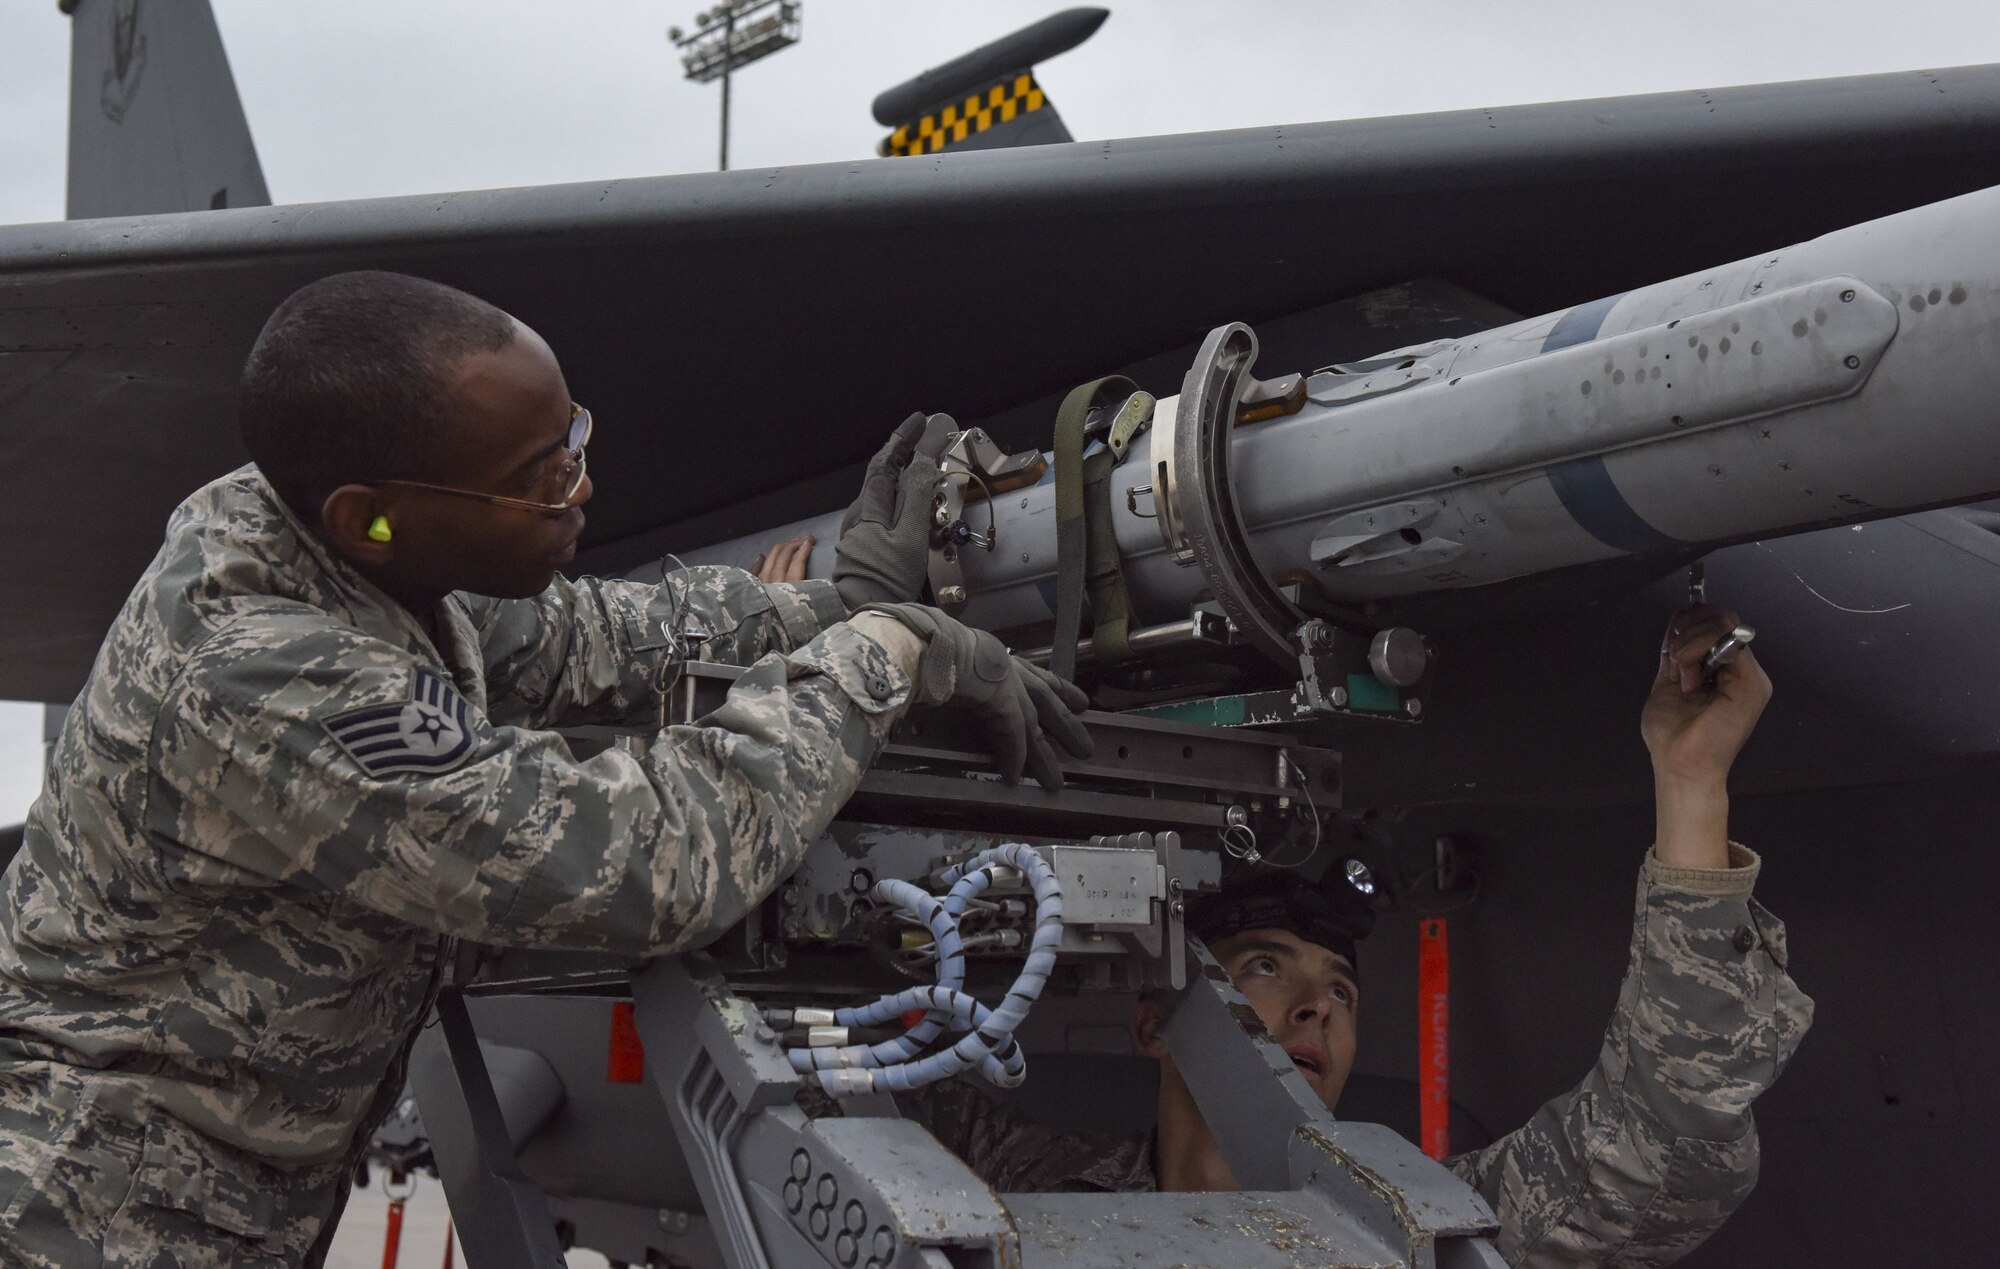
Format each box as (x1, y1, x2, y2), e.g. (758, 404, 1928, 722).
(1147, 321, 1435, 724)
(925, 415, 1047, 611)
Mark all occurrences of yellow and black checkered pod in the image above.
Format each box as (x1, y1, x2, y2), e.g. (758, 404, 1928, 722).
(879, 72, 1071, 157)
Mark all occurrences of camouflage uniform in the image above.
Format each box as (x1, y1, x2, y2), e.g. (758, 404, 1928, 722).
(0, 467, 915, 1267)
(906, 847, 1813, 1267)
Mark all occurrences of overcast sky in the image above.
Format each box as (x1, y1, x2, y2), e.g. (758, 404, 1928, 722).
(0, 0, 1996, 820)
(6, 0, 2000, 226)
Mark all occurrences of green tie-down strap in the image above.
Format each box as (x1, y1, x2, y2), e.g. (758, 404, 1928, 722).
(1050, 375, 1140, 682)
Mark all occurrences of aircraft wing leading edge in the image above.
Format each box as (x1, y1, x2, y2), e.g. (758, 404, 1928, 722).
(5, 65, 2000, 701)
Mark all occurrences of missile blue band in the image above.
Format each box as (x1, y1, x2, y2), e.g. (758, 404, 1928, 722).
(1538, 291, 1675, 551)
(1547, 456, 1686, 554)
(1541, 292, 1628, 353)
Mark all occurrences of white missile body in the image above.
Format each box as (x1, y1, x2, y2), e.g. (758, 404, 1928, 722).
(687, 185, 2000, 639)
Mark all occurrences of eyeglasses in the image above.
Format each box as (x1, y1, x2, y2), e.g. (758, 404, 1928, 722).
(372, 404, 592, 515)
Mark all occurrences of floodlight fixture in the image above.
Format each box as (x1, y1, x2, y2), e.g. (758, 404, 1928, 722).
(670, 0, 802, 171)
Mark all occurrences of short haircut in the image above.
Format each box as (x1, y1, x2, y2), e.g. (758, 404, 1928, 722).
(238, 271, 517, 520)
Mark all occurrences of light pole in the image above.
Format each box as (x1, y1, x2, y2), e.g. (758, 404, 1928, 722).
(669, 0, 802, 172)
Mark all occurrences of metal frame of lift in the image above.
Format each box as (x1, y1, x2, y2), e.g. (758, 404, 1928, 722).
(408, 320, 1501, 1265)
(414, 946, 1504, 1268)
(410, 674, 1501, 1267)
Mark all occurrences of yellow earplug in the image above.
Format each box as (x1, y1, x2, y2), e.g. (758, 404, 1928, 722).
(367, 515, 393, 543)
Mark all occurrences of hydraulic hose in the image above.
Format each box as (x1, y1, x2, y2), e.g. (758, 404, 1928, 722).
(787, 843, 1065, 1097)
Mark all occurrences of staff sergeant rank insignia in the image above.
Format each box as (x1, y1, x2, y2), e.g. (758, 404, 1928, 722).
(324, 667, 475, 777)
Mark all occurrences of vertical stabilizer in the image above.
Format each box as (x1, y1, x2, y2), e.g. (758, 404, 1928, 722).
(874, 8, 1108, 157)
(62, 0, 270, 219)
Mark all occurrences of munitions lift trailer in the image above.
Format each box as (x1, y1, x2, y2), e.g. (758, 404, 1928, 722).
(405, 326, 1508, 1267)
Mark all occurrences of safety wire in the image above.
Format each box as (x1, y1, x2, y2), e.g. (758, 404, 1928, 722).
(1221, 822, 1260, 863)
(651, 552, 772, 727)
(1219, 765, 1324, 870)
(653, 553, 694, 727)
(961, 468, 998, 550)
(1258, 762, 1324, 871)
(938, 468, 1000, 551)
(785, 843, 1065, 1097)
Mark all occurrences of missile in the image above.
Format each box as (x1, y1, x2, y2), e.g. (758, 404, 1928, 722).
(683, 184, 2000, 665)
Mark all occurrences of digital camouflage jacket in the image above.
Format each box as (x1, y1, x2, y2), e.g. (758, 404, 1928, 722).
(0, 467, 914, 1267)
(910, 849, 1813, 1267)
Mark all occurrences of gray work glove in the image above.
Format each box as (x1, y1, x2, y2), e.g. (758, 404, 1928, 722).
(859, 602, 1093, 792)
(833, 413, 942, 612)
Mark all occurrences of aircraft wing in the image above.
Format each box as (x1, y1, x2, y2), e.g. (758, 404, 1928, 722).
(5, 64, 2000, 702)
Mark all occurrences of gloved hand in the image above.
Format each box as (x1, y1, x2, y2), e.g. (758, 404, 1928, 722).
(859, 602, 1093, 792)
(833, 413, 942, 612)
